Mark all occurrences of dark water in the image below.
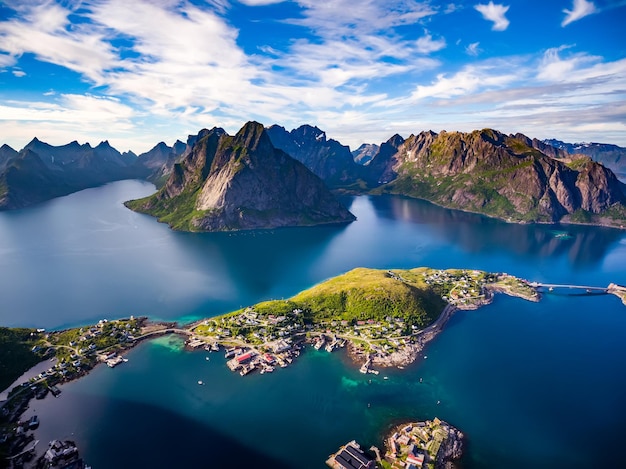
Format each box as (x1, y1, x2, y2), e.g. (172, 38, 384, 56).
(3, 180, 626, 468)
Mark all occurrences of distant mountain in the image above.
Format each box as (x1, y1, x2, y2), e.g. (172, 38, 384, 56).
(543, 139, 626, 175)
(0, 138, 145, 210)
(366, 129, 626, 227)
(267, 124, 364, 186)
(136, 140, 187, 170)
(0, 150, 72, 209)
(125, 122, 355, 231)
(351, 143, 379, 165)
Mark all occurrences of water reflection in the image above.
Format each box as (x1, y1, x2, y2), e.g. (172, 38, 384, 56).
(375, 196, 625, 267)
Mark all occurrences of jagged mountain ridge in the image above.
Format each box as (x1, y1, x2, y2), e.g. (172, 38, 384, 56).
(125, 122, 355, 231)
(366, 129, 626, 226)
(267, 124, 364, 186)
(0, 139, 146, 210)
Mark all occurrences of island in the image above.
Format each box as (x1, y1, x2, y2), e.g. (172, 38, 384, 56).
(187, 268, 539, 374)
(327, 418, 463, 469)
(2, 267, 622, 465)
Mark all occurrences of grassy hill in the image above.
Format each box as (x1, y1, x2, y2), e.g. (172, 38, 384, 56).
(244, 267, 446, 327)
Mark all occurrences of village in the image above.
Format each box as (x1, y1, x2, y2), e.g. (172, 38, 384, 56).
(0, 317, 144, 467)
(185, 269, 536, 377)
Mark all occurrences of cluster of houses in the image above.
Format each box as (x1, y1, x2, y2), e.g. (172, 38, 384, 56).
(385, 418, 463, 469)
(423, 269, 493, 305)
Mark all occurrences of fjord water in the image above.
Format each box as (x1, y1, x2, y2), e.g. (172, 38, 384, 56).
(3, 180, 626, 468)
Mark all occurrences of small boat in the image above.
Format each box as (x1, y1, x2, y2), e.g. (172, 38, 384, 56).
(383, 376, 388, 380)
(197, 380, 204, 385)
(205, 356, 210, 361)
(437, 400, 441, 405)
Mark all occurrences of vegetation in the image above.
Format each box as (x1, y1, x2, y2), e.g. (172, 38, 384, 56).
(289, 267, 445, 327)
(0, 328, 45, 392)
(125, 185, 210, 231)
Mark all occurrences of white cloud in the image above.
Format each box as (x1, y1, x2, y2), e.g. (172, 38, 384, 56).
(238, 0, 285, 5)
(474, 2, 510, 31)
(416, 33, 446, 54)
(12, 69, 25, 77)
(562, 0, 596, 27)
(466, 42, 481, 56)
(0, 3, 117, 84)
(405, 63, 518, 102)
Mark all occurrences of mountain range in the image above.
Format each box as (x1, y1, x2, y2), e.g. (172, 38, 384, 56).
(0, 138, 145, 210)
(2, 123, 626, 230)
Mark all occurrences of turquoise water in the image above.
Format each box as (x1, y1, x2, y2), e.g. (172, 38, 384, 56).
(3, 180, 626, 467)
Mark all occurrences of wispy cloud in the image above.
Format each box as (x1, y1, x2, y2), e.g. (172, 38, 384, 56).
(238, 0, 286, 5)
(562, 0, 596, 27)
(466, 42, 481, 56)
(474, 2, 510, 31)
(416, 32, 446, 54)
(0, 0, 624, 150)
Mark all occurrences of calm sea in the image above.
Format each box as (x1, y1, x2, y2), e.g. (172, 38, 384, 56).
(2, 180, 626, 468)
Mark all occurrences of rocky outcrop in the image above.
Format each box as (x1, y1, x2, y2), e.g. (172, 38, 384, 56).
(267, 124, 364, 186)
(366, 129, 626, 226)
(126, 122, 355, 231)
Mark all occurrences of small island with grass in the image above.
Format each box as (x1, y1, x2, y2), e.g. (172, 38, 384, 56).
(188, 267, 540, 374)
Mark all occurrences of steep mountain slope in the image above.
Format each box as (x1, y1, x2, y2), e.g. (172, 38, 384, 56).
(0, 144, 19, 172)
(367, 129, 626, 227)
(125, 122, 355, 231)
(267, 124, 364, 186)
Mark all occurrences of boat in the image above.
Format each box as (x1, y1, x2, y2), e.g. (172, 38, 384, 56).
(240, 364, 256, 376)
(198, 380, 204, 385)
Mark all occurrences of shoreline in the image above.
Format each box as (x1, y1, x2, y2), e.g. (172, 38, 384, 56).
(377, 192, 626, 230)
(346, 278, 541, 370)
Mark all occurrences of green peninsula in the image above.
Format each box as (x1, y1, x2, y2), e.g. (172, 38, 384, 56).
(191, 267, 539, 369)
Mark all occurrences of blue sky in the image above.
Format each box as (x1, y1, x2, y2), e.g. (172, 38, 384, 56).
(0, 0, 625, 153)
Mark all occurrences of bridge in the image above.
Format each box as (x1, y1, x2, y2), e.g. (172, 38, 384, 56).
(529, 282, 609, 293)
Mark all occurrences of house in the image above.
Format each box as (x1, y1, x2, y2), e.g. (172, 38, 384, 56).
(235, 351, 254, 364)
(406, 453, 424, 468)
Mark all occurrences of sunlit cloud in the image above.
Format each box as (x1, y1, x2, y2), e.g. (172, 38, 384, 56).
(562, 0, 596, 27)
(474, 2, 510, 31)
(0, 0, 624, 151)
